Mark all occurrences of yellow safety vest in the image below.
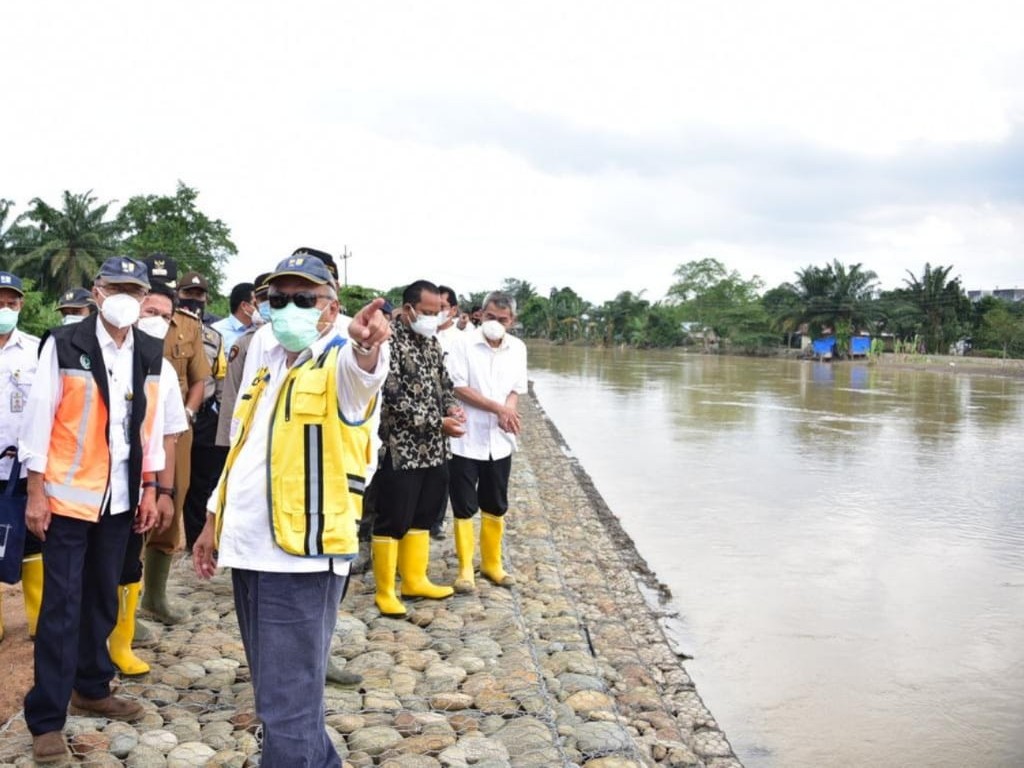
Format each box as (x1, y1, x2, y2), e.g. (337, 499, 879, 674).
(215, 340, 374, 557)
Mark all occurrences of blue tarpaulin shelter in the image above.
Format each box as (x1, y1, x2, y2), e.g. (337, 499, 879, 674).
(850, 336, 871, 357)
(812, 337, 835, 359)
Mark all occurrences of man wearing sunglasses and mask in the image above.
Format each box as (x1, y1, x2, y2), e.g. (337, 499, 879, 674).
(192, 254, 390, 768)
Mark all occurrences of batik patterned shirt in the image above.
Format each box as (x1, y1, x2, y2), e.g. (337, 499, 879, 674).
(379, 319, 458, 470)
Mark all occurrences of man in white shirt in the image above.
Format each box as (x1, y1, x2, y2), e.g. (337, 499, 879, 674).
(0, 271, 41, 644)
(447, 291, 528, 593)
(193, 255, 390, 768)
(21, 258, 167, 764)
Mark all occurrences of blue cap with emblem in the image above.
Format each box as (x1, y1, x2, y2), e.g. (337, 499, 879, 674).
(57, 287, 95, 308)
(0, 272, 25, 296)
(268, 255, 334, 286)
(95, 257, 151, 289)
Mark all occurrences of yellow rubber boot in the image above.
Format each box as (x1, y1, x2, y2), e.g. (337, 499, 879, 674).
(453, 518, 476, 593)
(22, 555, 44, 638)
(399, 530, 454, 600)
(108, 583, 150, 675)
(372, 537, 407, 617)
(480, 513, 516, 587)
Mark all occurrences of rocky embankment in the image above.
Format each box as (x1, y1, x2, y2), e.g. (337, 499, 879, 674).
(0, 390, 740, 768)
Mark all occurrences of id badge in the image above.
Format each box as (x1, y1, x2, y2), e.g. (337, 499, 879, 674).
(10, 390, 25, 413)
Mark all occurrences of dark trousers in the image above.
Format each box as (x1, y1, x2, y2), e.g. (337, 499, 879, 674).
(184, 442, 227, 549)
(233, 568, 345, 768)
(371, 449, 448, 539)
(120, 529, 144, 585)
(24, 509, 134, 735)
(448, 454, 512, 519)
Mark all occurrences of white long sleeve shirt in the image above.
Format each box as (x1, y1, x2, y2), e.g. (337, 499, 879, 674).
(212, 332, 389, 574)
(0, 328, 39, 481)
(448, 329, 528, 461)
(20, 324, 168, 515)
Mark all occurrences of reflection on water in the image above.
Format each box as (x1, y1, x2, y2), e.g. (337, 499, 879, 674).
(528, 344, 1024, 768)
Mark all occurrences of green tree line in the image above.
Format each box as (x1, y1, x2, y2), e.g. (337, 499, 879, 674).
(1, 183, 237, 334)
(3, 186, 1021, 357)
(500, 258, 1024, 359)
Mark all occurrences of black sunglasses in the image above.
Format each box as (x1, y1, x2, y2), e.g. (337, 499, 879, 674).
(266, 291, 326, 310)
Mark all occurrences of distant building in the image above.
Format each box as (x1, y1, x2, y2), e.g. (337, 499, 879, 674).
(968, 288, 1024, 303)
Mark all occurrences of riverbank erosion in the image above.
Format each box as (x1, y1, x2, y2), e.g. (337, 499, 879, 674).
(0, 390, 739, 768)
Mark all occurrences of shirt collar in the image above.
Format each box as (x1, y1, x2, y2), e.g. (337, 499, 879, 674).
(471, 326, 508, 350)
(96, 318, 135, 354)
(2, 328, 27, 349)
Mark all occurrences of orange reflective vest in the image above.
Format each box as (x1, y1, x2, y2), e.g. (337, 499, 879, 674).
(42, 315, 164, 521)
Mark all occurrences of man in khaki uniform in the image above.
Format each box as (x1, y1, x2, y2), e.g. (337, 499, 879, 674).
(141, 260, 209, 623)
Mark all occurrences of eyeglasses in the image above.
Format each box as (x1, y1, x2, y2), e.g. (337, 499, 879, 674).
(267, 291, 327, 310)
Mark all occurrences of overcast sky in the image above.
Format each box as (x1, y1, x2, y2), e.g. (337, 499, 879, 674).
(3, 1, 1022, 303)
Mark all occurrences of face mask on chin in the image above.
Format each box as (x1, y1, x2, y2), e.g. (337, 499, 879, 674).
(270, 303, 326, 352)
(99, 291, 142, 329)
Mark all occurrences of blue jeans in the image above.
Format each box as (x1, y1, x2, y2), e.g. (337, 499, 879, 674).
(232, 568, 346, 768)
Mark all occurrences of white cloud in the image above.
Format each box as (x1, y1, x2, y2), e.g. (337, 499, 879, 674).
(3, 0, 1023, 304)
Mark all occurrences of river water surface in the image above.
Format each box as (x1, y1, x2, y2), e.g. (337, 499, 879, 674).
(527, 345, 1024, 768)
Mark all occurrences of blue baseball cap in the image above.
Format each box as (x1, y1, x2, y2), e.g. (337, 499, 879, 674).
(57, 287, 95, 309)
(95, 257, 151, 288)
(0, 272, 24, 295)
(268, 255, 334, 287)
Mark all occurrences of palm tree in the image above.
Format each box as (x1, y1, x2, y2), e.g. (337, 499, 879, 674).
(12, 190, 121, 294)
(782, 260, 879, 354)
(901, 263, 966, 354)
(0, 199, 24, 270)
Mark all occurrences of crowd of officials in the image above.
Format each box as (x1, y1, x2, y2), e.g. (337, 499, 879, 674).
(0, 250, 527, 767)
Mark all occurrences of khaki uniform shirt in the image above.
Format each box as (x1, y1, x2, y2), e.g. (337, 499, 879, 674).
(164, 309, 212, 401)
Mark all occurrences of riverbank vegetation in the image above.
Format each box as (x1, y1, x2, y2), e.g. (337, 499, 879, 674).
(2, 188, 1021, 358)
(491, 259, 1024, 360)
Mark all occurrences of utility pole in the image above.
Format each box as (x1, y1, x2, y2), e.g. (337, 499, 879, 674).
(339, 245, 353, 287)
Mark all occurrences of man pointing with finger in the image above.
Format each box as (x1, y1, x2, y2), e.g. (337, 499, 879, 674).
(193, 254, 390, 768)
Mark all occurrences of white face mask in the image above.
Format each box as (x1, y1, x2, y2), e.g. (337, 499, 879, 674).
(137, 315, 170, 339)
(481, 319, 506, 341)
(248, 303, 265, 326)
(99, 291, 142, 329)
(409, 310, 441, 338)
(61, 314, 86, 325)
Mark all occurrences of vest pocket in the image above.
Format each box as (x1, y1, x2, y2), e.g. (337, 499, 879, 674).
(290, 369, 329, 418)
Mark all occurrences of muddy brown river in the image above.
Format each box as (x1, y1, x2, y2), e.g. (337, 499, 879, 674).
(528, 345, 1024, 768)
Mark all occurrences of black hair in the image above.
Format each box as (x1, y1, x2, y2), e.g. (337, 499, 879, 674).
(147, 281, 177, 308)
(437, 285, 458, 307)
(229, 282, 256, 313)
(402, 279, 440, 307)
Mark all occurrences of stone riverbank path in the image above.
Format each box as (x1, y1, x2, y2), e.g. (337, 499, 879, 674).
(0, 392, 740, 768)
